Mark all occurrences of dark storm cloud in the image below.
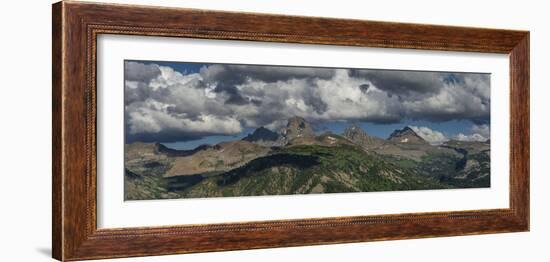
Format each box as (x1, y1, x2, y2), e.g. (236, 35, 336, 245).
(351, 70, 445, 96)
(199, 64, 336, 105)
(302, 91, 328, 114)
(359, 83, 371, 93)
(124, 61, 161, 82)
(124, 61, 490, 142)
(200, 64, 335, 84)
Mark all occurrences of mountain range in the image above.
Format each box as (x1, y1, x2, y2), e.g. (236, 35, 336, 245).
(124, 116, 490, 200)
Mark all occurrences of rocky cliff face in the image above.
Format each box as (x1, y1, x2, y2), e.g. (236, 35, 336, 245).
(343, 124, 385, 149)
(243, 127, 279, 142)
(387, 126, 429, 145)
(242, 126, 284, 147)
(281, 116, 315, 140)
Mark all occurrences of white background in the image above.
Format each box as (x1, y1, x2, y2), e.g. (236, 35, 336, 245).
(0, 0, 547, 261)
(98, 35, 509, 228)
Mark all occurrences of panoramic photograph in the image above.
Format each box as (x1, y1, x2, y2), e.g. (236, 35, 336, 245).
(124, 60, 491, 200)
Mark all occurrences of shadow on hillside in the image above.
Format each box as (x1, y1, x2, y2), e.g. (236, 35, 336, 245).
(164, 153, 323, 192)
(216, 153, 321, 186)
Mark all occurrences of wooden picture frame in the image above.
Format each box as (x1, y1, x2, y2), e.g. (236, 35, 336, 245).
(52, 1, 529, 261)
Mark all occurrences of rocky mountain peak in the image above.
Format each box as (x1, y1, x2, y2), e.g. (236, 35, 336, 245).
(343, 123, 385, 148)
(343, 123, 366, 139)
(388, 126, 427, 144)
(282, 116, 315, 139)
(242, 126, 280, 142)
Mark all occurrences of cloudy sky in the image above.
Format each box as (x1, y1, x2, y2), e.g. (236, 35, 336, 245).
(124, 60, 490, 148)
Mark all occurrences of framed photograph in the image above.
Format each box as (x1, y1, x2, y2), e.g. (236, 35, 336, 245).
(52, 1, 529, 261)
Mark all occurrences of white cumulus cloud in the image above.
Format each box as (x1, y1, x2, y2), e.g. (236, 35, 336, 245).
(124, 61, 491, 142)
(455, 124, 490, 142)
(409, 126, 449, 145)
